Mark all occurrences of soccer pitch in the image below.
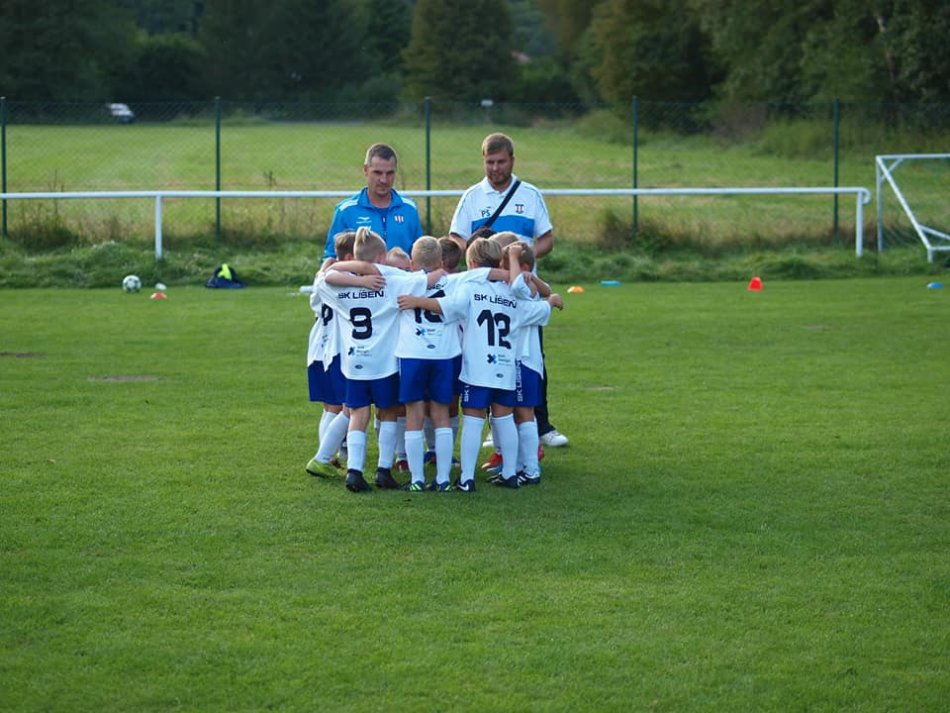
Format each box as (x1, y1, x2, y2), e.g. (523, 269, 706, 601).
(1, 278, 947, 711)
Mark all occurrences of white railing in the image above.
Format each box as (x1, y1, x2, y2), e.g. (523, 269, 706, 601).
(875, 153, 950, 263)
(0, 186, 871, 260)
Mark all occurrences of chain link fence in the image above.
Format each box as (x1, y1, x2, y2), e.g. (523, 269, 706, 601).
(1, 98, 948, 255)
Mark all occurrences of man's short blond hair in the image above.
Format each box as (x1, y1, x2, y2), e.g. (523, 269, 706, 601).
(364, 143, 398, 167)
(481, 133, 514, 156)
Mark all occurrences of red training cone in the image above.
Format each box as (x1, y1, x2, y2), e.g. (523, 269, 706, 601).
(747, 276, 763, 291)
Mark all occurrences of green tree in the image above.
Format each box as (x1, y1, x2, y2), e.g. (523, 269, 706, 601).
(120, 34, 208, 101)
(403, 0, 517, 102)
(883, 0, 950, 101)
(0, 0, 136, 100)
(579, 0, 718, 103)
(200, 0, 371, 100)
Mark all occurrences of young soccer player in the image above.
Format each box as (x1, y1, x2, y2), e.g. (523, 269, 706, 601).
(305, 230, 366, 478)
(394, 236, 512, 491)
(320, 227, 443, 492)
(501, 241, 551, 485)
(398, 238, 563, 491)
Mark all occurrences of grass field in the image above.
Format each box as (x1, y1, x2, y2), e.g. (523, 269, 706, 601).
(1, 278, 947, 711)
(4, 120, 948, 252)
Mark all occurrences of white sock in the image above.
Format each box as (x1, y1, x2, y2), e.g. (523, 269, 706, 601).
(518, 419, 540, 475)
(318, 410, 335, 444)
(449, 414, 459, 447)
(347, 430, 367, 474)
(394, 416, 407, 460)
(405, 430, 425, 484)
(494, 413, 518, 479)
(316, 411, 349, 463)
(435, 427, 454, 484)
(377, 420, 397, 469)
(459, 415, 484, 483)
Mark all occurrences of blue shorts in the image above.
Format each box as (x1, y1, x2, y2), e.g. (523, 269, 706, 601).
(515, 364, 542, 407)
(452, 354, 463, 395)
(399, 357, 456, 405)
(308, 356, 346, 405)
(346, 373, 400, 409)
(461, 382, 516, 410)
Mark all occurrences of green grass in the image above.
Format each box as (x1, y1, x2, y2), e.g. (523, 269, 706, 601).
(2, 278, 948, 711)
(3, 120, 948, 251)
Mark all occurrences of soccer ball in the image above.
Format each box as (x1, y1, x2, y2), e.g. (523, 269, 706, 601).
(122, 275, 142, 293)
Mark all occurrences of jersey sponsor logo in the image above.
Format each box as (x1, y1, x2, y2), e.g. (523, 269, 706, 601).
(480, 209, 492, 218)
(487, 354, 497, 364)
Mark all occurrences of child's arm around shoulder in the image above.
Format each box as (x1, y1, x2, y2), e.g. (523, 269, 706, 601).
(325, 260, 385, 289)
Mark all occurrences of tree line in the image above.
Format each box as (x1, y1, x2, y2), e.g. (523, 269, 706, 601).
(1, 0, 946, 105)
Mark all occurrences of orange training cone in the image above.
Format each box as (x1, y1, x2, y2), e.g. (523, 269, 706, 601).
(747, 276, 763, 291)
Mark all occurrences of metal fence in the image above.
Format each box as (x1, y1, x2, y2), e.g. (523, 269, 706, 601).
(1, 98, 948, 253)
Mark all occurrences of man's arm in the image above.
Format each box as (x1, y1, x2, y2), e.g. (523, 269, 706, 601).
(533, 230, 553, 259)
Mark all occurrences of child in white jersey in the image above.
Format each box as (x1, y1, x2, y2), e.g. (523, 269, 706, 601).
(306, 230, 366, 479)
(398, 238, 563, 491)
(320, 227, 443, 492)
(502, 241, 551, 486)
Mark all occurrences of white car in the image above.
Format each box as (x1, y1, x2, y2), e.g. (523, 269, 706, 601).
(106, 103, 135, 124)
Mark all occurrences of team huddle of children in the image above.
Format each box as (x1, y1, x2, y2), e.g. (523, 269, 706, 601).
(306, 227, 563, 493)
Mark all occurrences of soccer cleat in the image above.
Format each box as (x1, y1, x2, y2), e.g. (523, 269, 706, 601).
(539, 429, 568, 448)
(433, 481, 454, 492)
(375, 467, 401, 490)
(400, 480, 425, 492)
(393, 459, 410, 473)
(454, 478, 476, 493)
(306, 457, 339, 479)
(481, 452, 503, 471)
(517, 470, 541, 486)
(345, 469, 372, 493)
(488, 473, 520, 489)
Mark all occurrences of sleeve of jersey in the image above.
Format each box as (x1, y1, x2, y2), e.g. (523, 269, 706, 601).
(386, 269, 428, 297)
(519, 299, 552, 329)
(437, 290, 468, 324)
(309, 273, 324, 314)
(532, 189, 554, 238)
(449, 192, 473, 239)
(510, 273, 532, 300)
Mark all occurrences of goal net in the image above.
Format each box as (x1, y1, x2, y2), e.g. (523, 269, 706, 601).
(875, 153, 950, 262)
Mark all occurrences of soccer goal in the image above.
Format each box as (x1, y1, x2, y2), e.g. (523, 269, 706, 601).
(876, 153, 950, 262)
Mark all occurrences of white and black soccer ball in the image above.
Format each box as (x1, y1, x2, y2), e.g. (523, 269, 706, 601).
(122, 274, 142, 293)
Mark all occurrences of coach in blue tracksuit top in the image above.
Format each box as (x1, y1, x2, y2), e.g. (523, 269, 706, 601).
(322, 143, 423, 259)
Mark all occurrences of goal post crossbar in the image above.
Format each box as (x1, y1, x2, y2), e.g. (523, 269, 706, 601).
(876, 153, 950, 263)
(0, 186, 871, 260)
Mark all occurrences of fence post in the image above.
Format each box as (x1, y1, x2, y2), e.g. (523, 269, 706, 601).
(215, 97, 221, 242)
(833, 97, 840, 243)
(631, 96, 639, 235)
(1, 96, 7, 239)
(425, 96, 432, 233)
